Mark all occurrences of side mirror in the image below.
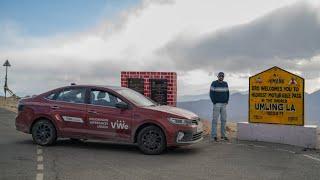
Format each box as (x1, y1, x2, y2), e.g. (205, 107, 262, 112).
(115, 101, 129, 110)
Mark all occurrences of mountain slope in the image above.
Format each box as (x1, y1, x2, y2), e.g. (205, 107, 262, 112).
(178, 91, 319, 125)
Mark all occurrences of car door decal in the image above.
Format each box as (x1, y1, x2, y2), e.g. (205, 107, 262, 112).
(62, 116, 84, 123)
(111, 120, 129, 130)
(89, 118, 109, 129)
(88, 118, 129, 130)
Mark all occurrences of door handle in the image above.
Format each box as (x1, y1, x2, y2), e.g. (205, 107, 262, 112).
(51, 105, 60, 110)
(88, 110, 98, 114)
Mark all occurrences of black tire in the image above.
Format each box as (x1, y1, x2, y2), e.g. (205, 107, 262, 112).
(31, 119, 57, 146)
(137, 125, 166, 155)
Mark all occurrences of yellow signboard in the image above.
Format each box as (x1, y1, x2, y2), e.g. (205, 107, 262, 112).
(249, 66, 304, 125)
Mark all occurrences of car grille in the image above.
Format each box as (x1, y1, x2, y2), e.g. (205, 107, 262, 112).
(192, 132, 203, 141)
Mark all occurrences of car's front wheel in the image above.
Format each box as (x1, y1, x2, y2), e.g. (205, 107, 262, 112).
(137, 125, 166, 155)
(31, 119, 57, 146)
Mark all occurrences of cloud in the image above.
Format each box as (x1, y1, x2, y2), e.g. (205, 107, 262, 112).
(1, 0, 320, 96)
(160, 3, 320, 75)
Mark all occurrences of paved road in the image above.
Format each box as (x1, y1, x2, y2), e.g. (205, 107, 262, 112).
(0, 108, 36, 180)
(1, 108, 320, 180)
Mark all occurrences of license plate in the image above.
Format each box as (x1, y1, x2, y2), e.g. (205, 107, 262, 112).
(197, 121, 203, 133)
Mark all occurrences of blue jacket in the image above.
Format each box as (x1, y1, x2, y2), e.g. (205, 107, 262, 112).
(210, 80, 229, 104)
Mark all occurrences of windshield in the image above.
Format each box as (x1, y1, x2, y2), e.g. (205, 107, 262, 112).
(115, 89, 157, 107)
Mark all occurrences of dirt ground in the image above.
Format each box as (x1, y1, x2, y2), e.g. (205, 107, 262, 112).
(202, 120, 237, 138)
(0, 96, 18, 113)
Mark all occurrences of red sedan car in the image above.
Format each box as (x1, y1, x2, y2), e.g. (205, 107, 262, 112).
(16, 85, 203, 154)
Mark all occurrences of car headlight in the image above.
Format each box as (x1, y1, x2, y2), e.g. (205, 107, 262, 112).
(168, 118, 193, 126)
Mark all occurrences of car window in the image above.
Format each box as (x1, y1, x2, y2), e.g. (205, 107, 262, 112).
(90, 90, 123, 107)
(46, 93, 56, 100)
(56, 88, 86, 104)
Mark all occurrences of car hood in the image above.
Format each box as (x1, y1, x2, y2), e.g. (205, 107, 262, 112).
(143, 105, 198, 119)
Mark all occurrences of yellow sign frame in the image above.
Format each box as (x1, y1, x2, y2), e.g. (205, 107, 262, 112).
(249, 66, 304, 126)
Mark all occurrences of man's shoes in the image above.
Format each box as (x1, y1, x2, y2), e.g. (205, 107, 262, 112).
(211, 137, 218, 142)
(221, 137, 229, 141)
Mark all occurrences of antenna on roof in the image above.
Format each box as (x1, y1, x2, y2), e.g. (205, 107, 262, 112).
(70, 83, 76, 86)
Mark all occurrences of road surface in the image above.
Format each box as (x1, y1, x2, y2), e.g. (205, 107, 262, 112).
(1, 108, 320, 180)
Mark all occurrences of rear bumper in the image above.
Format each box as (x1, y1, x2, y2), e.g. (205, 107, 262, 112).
(15, 121, 29, 133)
(15, 114, 30, 133)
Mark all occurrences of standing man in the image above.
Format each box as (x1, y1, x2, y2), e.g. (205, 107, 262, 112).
(210, 72, 229, 141)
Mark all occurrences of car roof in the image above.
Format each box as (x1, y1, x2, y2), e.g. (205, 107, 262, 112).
(59, 85, 128, 91)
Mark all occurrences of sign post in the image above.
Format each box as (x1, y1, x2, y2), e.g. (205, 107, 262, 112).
(3, 60, 11, 99)
(2, 60, 17, 99)
(249, 66, 304, 126)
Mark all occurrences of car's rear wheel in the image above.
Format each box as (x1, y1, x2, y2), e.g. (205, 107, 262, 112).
(31, 119, 57, 146)
(137, 125, 166, 155)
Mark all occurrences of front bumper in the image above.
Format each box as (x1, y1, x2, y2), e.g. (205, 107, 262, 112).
(175, 131, 204, 144)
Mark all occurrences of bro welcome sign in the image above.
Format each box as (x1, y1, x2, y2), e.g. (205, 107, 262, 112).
(249, 66, 304, 126)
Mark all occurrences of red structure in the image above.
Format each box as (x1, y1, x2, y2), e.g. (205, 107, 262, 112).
(121, 72, 177, 106)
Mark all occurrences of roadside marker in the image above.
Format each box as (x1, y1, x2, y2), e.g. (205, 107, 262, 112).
(303, 154, 320, 162)
(252, 145, 266, 148)
(276, 148, 295, 154)
(36, 146, 44, 180)
(236, 143, 246, 146)
(37, 156, 43, 162)
(37, 164, 44, 170)
(37, 149, 42, 155)
(36, 173, 43, 180)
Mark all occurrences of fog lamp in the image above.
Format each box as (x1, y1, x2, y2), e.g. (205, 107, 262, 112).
(177, 132, 185, 141)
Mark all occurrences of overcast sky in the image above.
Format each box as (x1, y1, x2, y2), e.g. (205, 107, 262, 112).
(0, 0, 320, 97)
